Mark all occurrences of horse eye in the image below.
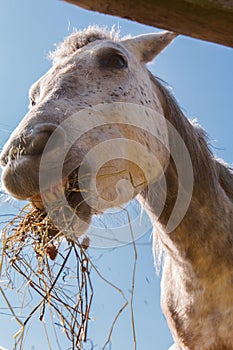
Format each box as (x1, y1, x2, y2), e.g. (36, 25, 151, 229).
(101, 54, 128, 69)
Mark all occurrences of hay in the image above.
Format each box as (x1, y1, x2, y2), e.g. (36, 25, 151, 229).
(1, 204, 93, 349)
(0, 202, 134, 349)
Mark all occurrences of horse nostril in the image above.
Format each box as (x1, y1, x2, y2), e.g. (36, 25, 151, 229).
(0, 123, 66, 168)
(0, 153, 8, 167)
(27, 123, 66, 156)
(29, 131, 53, 155)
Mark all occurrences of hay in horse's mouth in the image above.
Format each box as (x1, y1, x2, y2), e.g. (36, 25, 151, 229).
(1, 168, 133, 349)
(1, 166, 129, 348)
(30, 168, 92, 224)
(1, 170, 93, 347)
(29, 179, 67, 211)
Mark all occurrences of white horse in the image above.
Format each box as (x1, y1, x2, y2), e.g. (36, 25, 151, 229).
(1, 27, 233, 349)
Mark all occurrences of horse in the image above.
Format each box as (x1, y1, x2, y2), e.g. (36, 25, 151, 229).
(1, 27, 233, 349)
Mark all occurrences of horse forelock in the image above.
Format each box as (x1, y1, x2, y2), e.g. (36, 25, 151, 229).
(49, 26, 120, 64)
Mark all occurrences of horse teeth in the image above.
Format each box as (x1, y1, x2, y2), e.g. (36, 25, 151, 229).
(43, 184, 63, 201)
(29, 179, 68, 209)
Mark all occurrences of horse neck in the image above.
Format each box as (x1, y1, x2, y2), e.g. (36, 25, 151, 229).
(139, 77, 233, 276)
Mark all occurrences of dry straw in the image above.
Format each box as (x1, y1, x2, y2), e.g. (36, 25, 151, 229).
(0, 201, 137, 349)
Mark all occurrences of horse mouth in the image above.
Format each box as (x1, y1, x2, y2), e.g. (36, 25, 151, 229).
(30, 168, 92, 224)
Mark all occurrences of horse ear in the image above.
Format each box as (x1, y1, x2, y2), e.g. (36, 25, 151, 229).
(122, 31, 177, 63)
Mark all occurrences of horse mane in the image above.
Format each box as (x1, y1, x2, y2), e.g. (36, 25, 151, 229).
(147, 74, 233, 272)
(216, 159, 233, 202)
(149, 72, 233, 200)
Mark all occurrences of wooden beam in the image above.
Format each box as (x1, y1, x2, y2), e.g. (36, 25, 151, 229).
(64, 0, 233, 47)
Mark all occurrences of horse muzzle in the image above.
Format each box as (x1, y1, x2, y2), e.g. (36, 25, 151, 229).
(0, 122, 67, 199)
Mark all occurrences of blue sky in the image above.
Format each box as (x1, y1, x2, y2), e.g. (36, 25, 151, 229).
(0, 0, 232, 349)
